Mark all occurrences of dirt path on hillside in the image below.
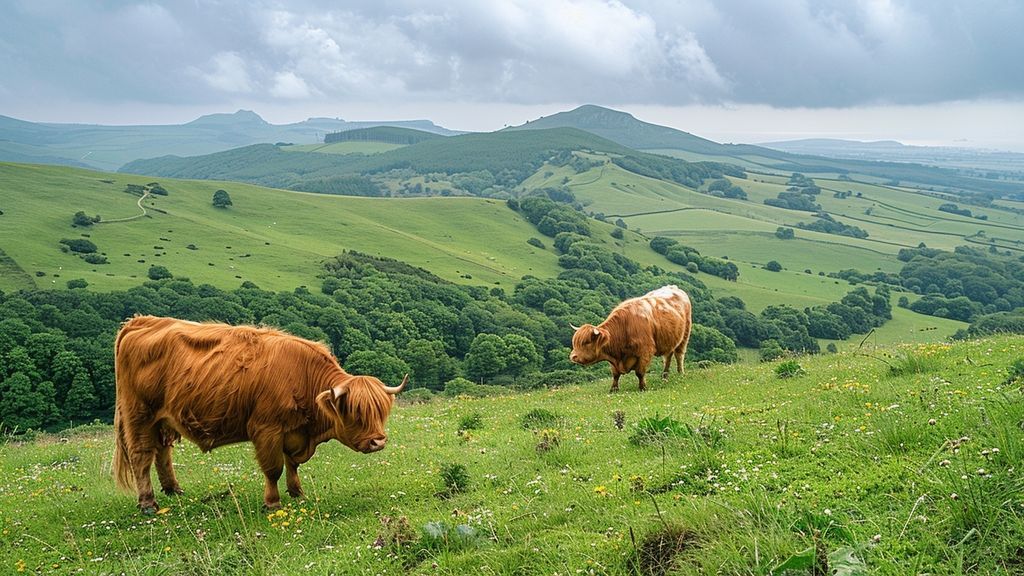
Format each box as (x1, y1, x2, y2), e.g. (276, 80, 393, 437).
(100, 191, 151, 223)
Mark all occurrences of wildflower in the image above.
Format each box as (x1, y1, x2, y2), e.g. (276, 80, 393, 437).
(928, 419, 936, 426)
(939, 460, 951, 467)
(872, 534, 882, 543)
(950, 493, 959, 500)
(593, 485, 609, 497)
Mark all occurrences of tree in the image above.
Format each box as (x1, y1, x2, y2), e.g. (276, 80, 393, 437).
(501, 334, 541, 378)
(213, 189, 233, 208)
(148, 265, 172, 280)
(344, 350, 410, 387)
(465, 333, 507, 382)
(63, 370, 97, 422)
(775, 227, 795, 240)
(73, 211, 100, 226)
(0, 372, 59, 430)
(764, 260, 783, 272)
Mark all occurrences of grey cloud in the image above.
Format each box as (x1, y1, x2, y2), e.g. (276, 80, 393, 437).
(1, 0, 1022, 117)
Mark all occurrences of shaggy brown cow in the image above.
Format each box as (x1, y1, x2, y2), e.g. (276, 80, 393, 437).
(569, 285, 692, 392)
(112, 315, 406, 514)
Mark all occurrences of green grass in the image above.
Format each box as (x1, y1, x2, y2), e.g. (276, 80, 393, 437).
(0, 163, 561, 291)
(3, 336, 1023, 574)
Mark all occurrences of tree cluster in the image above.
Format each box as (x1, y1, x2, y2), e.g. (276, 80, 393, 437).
(649, 237, 739, 281)
(796, 213, 869, 239)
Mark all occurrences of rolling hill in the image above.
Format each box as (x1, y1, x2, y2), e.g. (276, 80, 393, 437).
(0, 110, 459, 172)
(510, 105, 1024, 198)
(0, 162, 586, 292)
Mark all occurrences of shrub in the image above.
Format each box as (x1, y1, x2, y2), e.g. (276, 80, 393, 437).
(521, 408, 560, 430)
(775, 360, 806, 378)
(147, 265, 172, 280)
(458, 412, 483, 431)
(629, 414, 688, 445)
(442, 377, 506, 398)
(1003, 359, 1024, 386)
(59, 238, 97, 254)
(610, 227, 624, 239)
(526, 237, 546, 249)
(73, 211, 100, 226)
(82, 254, 108, 264)
(759, 340, 785, 362)
(764, 260, 782, 272)
(534, 428, 560, 452)
(398, 387, 434, 405)
(66, 279, 88, 289)
(438, 463, 470, 496)
(888, 351, 942, 376)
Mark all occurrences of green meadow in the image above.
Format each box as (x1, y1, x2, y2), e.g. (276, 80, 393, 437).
(2, 336, 1022, 574)
(0, 161, 978, 347)
(0, 163, 563, 292)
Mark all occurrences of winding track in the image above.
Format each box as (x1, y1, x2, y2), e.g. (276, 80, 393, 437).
(99, 190, 151, 223)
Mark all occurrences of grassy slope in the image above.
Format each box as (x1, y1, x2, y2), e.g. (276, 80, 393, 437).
(3, 336, 1023, 574)
(0, 163, 561, 291)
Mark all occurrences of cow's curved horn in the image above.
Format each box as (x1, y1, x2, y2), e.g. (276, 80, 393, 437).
(382, 373, 408, 395)
(569, 323, 581, 331)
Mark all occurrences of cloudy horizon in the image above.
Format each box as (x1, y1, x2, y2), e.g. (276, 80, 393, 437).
(3, 1, 1023, 150)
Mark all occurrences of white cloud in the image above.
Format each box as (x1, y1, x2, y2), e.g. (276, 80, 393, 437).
(269, 71, 313, 99)
(199, 52, 254, 94)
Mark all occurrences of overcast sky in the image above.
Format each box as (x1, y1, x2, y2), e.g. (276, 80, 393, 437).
(2, 0, 1023, 150)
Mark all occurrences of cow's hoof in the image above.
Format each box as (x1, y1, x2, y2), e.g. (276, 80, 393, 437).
(162, 486, 184, 496)
(140, 505, 158, 516)
(262, 502, 282, 512)
(287, 489, 304, 499)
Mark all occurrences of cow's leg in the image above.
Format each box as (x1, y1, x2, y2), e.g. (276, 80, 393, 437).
(154, 425, 183, 496)
(661, 354, 672, 380)
(124, 421, 160, 514)
(677, 326, 692, 374)
(286, 458, 303, 499)
(155, 444, 184, 496)
(609, 369, 621, 392)
(253, 432, 285, 510)
(637, 356, 652, 391)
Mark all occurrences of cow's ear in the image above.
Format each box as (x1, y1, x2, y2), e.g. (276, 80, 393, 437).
(315, 386, 346, 425)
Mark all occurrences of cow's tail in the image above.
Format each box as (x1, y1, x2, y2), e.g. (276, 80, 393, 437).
(112, 317, 136, 492)
(112, 403, 135, 492)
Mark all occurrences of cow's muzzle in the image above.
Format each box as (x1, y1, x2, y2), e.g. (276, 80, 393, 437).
(362, 437, 387, 453)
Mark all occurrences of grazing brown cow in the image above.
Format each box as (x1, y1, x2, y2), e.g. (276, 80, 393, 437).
(112, 315, 406, 514)
(569, 285, 692, 392)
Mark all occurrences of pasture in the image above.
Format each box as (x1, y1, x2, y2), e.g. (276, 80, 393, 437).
(2, 335, 1022, 574)
(0, 163, 564, 292)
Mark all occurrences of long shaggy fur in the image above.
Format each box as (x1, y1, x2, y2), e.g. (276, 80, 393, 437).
(112, 315, 398, 506)
(570, 285, 692, 391)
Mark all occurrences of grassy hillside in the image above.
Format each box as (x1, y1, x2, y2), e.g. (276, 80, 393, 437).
(511, 105, 1023, 198)
(2, 160, 972, 346)
(0, 163, 562, 292)
(3, 335, 1022, 574)
(120, 127, 641, 184)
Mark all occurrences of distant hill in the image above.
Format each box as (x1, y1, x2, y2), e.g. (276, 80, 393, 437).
(0, 110, 460, 172)
(759, 138, 1024, 173)
(510, 105, 1023, 198)
(507, 104, 736, 155)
